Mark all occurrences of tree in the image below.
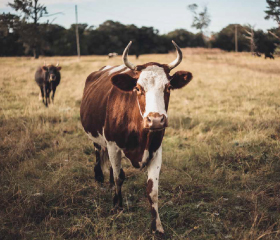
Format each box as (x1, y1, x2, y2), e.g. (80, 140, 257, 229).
(264, 0, 280, 27)
(187, 4, 211, 34)
(166, 29, 194, 47)
(165, 29, 206, 47)
(244, 25, 257, 54)
(8, 0, 48, 58)
(254, 29, 278, 55)
(211, 24, 250, 52)
(0, 13, 24, 56)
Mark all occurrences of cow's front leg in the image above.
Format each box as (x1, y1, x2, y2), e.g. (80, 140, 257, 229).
(51, 87, 56, 103)
(39, 87, 44, 102)
(46, 89, 51, 105)
(43, 85, 49, 107)
(107, 143, 125, 210)
(147, 145, 164, 234)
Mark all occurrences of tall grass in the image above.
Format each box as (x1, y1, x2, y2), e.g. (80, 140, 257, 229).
(0, 52, 280, 239)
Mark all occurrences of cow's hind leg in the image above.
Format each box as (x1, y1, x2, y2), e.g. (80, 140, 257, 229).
(147, 146, 164, 234)
(107, 143, 125, 210)
(94, 143, 104, 183)
(43, 86, 48, 107)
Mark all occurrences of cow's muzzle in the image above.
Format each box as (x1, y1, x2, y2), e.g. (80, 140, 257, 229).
(143, 113, 168, 131)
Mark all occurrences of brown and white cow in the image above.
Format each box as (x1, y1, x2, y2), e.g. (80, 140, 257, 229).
(80, 41, 193, 234)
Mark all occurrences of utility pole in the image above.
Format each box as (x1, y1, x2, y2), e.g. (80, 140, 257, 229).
(235, 24, 238, 52)
(244, 26, 256, 55)
(250, 27, 254, 53)
(75, 5, 80, 59)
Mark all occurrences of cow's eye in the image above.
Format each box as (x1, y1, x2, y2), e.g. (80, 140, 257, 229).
(134, 86, 141, 94)
(166, 85, 173, 92)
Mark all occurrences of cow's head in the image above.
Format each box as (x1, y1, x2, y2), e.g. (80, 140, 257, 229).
(42, 63, 61, 82)
(111, 41, 193, 131)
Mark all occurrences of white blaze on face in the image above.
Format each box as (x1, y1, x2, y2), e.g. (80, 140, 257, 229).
(137, 65, 169, 118)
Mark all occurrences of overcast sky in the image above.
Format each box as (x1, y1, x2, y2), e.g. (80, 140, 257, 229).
(0, 0, 278, 34)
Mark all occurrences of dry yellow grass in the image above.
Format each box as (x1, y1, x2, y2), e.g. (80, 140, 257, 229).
(0, 51, 280, 239)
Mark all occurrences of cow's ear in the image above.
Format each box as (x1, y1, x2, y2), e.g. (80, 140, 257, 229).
(170, 71, 193, 89)
(111, 73, 137, 91)
(56, 66, 62, 71)
(42, 66, 48, 71)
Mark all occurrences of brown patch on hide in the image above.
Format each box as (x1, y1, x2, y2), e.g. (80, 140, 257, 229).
(147, 179, 153, 204)
(135, 62, 170, 75)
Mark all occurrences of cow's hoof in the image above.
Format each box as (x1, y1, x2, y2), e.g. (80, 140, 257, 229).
(153, 230, 165, 239)
(110, 206, 123, 215)
(94, 173, 104, 183)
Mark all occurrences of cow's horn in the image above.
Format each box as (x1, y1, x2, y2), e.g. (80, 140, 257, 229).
(56, 62, 59, 67)
(168, 40, 183, 70)
(122, 41, 136, 70)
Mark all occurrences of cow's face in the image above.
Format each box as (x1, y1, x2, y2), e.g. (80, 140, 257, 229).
(42, 65, 61, 82)
(111, 40, 193, 131)
(111, 63, 192, 131)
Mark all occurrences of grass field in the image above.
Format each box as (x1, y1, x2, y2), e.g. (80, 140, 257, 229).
(1, 50, 280, 240)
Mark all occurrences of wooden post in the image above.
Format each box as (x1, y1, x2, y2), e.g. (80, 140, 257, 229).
(235, 24, 238, 52)
(244, 26, 256, 55)
(250, 28, 254, 53)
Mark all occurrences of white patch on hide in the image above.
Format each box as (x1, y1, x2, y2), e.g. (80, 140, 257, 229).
(139, 149, 149, 168)
(108, 65, 126, 75)
(142, 149, 149, 162)
(120, 68, 130, 73)
(102, 65, 112, 71)
(137, 65, 169, 118)
(86, 131, 107, 148)
(147, 145, 164, 233)
(106, 141, 122, 180)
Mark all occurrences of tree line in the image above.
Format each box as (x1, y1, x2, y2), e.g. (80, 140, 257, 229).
(0, 16, 207, 57)
(0, 0, 279, 58)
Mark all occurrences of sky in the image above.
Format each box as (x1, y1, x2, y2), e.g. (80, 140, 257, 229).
(0, 0, 278, 34)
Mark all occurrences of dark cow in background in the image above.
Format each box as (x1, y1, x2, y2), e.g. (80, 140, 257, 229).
(35, 63, 62, 107)
(108, 52, 118, 58)
(80, 41, 193, 234)
(252, 51, 261, 57)
(265, 52, 274, 59)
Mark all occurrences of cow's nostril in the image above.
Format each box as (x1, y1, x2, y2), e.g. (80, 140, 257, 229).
(147, 117, 151, 122)
(160, 116, 164, 122)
